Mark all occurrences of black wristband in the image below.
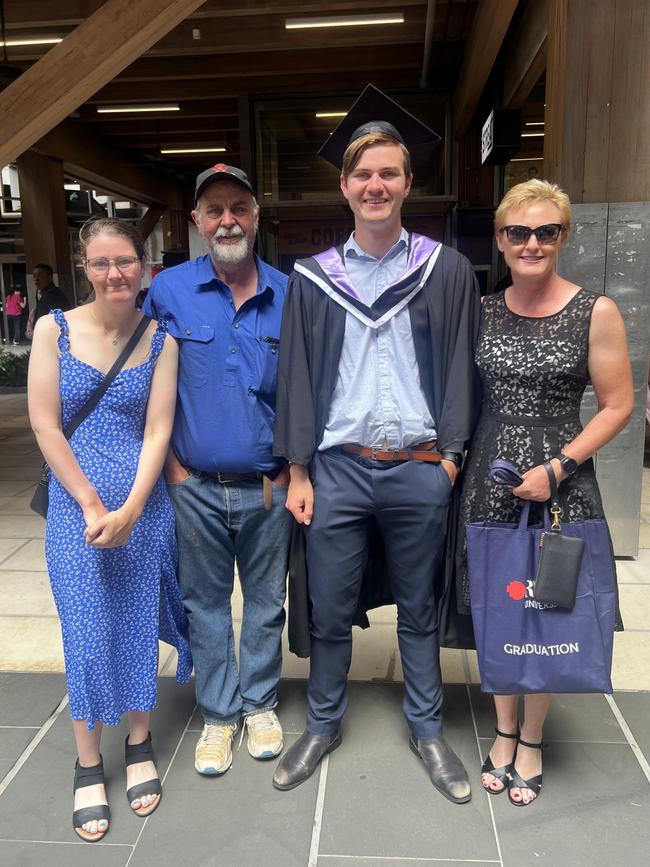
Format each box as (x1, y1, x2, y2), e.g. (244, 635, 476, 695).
(556, 453, 578, 476)
(441, 451, 463, 468)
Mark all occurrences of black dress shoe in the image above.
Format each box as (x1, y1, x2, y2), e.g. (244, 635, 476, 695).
(273, 729, 342, 791)
(409, 735, 471, 804)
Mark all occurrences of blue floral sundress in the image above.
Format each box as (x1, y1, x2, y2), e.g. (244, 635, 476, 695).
(46, 309, 192, 729)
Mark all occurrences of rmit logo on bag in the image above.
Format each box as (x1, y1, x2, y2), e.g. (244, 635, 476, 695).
(506, 580, 555, 610)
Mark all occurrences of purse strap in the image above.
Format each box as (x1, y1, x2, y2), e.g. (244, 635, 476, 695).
(542, 460, 562, 530)
(61, 315, 151, 441)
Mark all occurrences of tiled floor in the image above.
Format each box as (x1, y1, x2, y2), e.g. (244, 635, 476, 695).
(1, 392, 649, 866)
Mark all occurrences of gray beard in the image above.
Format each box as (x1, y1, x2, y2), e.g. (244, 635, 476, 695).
(207, 233, 251, 266)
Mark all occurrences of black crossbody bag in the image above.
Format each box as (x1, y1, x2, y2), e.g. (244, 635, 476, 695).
(533, 460, 585, 609)
(30, 316, 151, 518)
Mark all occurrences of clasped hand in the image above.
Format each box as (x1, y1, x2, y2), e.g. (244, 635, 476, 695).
(511, 462, 559, 501)
(84, 503, 138, 548)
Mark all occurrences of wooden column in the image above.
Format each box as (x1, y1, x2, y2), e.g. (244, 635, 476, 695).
(16, 150, 73, 305)
(162, 209, 190, 255)
(544, 0, 650, 202)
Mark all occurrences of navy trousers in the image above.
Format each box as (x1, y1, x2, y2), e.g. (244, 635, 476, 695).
(305, 449, 452, 740)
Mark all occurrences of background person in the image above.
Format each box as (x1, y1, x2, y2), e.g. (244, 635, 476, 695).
(143, 164, 292, 779)
(33, 263, 71, 324)
(456, 179, 633, 806)
(28, 218, 191, 842)
(5, 287, 26, 344)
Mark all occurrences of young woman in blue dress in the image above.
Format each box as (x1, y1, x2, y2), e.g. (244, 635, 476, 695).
(28, 219, 190, 841)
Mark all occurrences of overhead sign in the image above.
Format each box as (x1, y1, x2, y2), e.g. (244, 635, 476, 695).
(480, 109, 522, 166)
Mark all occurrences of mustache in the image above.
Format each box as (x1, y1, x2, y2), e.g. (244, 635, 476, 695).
(214, 226, 245, 238)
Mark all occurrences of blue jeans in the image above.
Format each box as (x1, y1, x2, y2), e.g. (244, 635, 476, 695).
(167, 473, 292, 724)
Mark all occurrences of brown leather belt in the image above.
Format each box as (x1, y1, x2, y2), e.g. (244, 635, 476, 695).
(340, 441, 443, 463)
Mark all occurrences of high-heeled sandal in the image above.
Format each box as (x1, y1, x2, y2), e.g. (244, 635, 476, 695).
(72, 757, 110, 842)
(508, 737, 543, 806)
(125, 732, 162, 817)
(480, 727, 518, 795)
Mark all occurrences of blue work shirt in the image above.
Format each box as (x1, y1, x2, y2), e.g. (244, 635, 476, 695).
(319, 229, 437, 451)
(143, 253, 288, 474)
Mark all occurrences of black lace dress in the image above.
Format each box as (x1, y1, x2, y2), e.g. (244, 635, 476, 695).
(456, 288, 621, 627)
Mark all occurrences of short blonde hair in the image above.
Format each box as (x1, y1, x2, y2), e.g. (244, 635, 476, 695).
(341, 132, 412, 180)
(495, 179, 571, 231)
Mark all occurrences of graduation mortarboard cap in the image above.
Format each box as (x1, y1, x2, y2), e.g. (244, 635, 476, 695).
(318, 84, 441, 170)
(194, 164, 255, 204)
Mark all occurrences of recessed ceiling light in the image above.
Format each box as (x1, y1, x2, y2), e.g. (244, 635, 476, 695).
(286, 13, 404, 29)
(160, 147, 226, 154)
(0, 37, 63, 47)
(97, 105, 180, 114)
(316, 112, 347, 118)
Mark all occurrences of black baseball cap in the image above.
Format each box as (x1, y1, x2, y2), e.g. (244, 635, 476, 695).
(194, 164, 255, 204)
(318, 84, 441, 170)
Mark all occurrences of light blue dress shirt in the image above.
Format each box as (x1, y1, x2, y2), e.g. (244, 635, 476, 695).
(318, 229, 437, 451)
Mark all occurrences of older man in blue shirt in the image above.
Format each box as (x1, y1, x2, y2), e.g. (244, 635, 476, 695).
(143, 164, 292, 777)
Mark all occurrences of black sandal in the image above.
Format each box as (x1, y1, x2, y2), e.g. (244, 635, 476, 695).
(508, 738, 543, 806)
(72, 757, 110, 842)
(125, 732, 162, 817)
(481, 727, 518, 795)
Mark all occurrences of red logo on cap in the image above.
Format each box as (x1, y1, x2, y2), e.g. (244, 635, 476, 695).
(212, 163, 228, 172)
(506, 581, 526, 601)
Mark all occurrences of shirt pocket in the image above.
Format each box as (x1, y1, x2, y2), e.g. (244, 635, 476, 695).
(255, 336, 280, 399)
(167, 321, 214, 388)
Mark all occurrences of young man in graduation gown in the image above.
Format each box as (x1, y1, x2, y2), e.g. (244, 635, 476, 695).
(272, 86, 481, 803)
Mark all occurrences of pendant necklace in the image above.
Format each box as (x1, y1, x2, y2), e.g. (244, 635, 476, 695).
(90, 307, 123, 346)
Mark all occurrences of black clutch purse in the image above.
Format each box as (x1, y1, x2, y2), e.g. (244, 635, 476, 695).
(533, 461, 584, 609)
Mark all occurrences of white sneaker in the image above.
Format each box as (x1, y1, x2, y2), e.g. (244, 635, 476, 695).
(245, 710, 284, 759)
(194, 722, 238, 775)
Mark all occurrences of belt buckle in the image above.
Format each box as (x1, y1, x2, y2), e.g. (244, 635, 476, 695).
(216, 472, 231, 484)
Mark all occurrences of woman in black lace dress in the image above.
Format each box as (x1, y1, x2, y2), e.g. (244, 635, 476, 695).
(458, 180, 633, 807)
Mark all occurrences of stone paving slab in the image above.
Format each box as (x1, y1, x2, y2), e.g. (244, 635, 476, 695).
(0, 672, 66, 726)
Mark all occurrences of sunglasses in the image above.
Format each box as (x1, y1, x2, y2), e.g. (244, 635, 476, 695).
(501, 224, 564, 245)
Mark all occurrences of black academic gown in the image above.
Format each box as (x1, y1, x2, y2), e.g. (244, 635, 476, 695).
(274, 241, 482, 656)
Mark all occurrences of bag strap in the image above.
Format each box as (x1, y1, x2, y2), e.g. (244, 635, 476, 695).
(62, 316, 151, 441)
(542, 460, 562, 530)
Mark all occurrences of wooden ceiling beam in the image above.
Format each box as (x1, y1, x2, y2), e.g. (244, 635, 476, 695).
(0, 0, 206, 166)
(191, 0, 427, 19)
(31, 120, 185, 209)
(98, 123, 240, 138)
(453, 0, 518, 138)
(502, 0, 548, 108)
(116, 43, 429, 82)
(146, 10, 427, 56)
(138, 204, 166, 241)
(2, 0, 427, 28)
(91, 69, 426, 104)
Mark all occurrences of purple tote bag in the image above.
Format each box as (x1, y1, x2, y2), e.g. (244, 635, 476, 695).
(466, 502, 616, 694)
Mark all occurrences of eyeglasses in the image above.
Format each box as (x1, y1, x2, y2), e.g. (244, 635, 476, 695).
(501, 224, 564, 245)
(84, 256, 141, 274)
